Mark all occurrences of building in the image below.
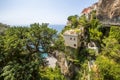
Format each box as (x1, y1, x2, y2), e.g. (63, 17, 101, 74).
(81, 7, 92, 19)
(63, 28, 83, 49)
(81, 3, 98, 20)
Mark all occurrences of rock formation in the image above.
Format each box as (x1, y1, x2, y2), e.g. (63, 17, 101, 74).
(97, 0, 120, 22)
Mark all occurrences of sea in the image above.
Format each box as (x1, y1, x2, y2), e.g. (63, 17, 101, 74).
(49, 24, 65, 33)
(12, 24, 65, 33)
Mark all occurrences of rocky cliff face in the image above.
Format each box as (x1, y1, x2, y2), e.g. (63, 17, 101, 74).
(97, 0, 120, 22)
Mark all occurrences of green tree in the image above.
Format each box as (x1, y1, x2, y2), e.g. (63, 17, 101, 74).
(95, 27, 120, 80)
(88, 19, 103, 41)
(96, 56, 120, 80)
(54, 35, 65, 51)
(0, 23, 58, 80)
(27, 23, 57, 54)
(102, 37, 120, 63)
(0, 23, 9, 35)
(67, 15, 79, 28)
(39, 67, 65, 80)
(109, 26, 120, 43)
(79, 15, 88, 27)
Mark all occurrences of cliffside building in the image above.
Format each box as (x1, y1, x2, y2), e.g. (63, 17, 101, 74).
(81, 3, 98, 20)
(63, 28, 83, 49)
(81, 7, 92, 19)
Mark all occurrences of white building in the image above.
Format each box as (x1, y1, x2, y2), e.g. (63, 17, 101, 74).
(63, 28, 83, 49)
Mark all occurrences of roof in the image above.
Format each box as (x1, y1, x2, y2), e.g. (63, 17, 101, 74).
(81, 2, 98, 14)
(63, 28, 82, 36)
(81, 7, 91, 14)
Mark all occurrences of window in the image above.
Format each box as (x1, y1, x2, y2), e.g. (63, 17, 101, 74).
(74, 44, 76, 47)
(74, 38, 75, 40)
(70, 37, 72, 40)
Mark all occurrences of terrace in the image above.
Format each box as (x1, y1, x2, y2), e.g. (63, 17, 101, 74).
(100, 21, 120, 27)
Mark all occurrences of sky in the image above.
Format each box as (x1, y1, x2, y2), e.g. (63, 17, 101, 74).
(0, 0, 98, 25)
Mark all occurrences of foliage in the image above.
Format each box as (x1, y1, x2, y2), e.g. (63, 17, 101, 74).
(79, 15, 88, 26)
(96, 56, 120, 80)
(102, 37, 120, 63)
(109, 26, 120, 43)
(61, 26, 71, 34)
(54, 35, 65, 51)
(0, 7, 120, 80)
(95, 26, 120, 80)
(63, 12, 120, 80)
(39, 67, 65, 80)
(75, 60, 88, 80)
(28, 23, 57, 53)
(0, 23, 9, 35)
(88, 19, 103, 42)
(67, 15, 79, 28)
(0, 23, 58, 80)
(1, 60, 39, 80)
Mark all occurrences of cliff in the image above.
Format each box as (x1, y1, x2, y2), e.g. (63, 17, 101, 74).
(97, 0, 120, 23)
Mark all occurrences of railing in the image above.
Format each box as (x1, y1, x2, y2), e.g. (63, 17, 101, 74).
(100, 21, 120, 26)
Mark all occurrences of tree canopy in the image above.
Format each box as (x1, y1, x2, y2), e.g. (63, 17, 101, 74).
(0, 23, 58, 80)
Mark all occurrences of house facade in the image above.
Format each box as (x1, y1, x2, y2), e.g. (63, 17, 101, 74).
(63, 29, 81, 49)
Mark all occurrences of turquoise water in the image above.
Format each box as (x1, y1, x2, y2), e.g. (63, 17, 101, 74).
(29, 25, 65, 58)
(41, 53, 48, 58)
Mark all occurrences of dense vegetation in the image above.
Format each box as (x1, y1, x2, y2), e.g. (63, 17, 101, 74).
(61, 12, 120, 80)
(0, 23, 65, 80)
(0, 23, 9, 35)
(0, 11, 120, 80)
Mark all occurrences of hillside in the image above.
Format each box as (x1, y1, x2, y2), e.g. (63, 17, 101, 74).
(60, 0, 120, 79)
(97, 0, 120, 23)
(0, 0, 120, 80)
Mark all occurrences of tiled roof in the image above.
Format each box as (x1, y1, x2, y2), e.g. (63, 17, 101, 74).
(81, 7, 91, 14)
(81, 2, 98, 14)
